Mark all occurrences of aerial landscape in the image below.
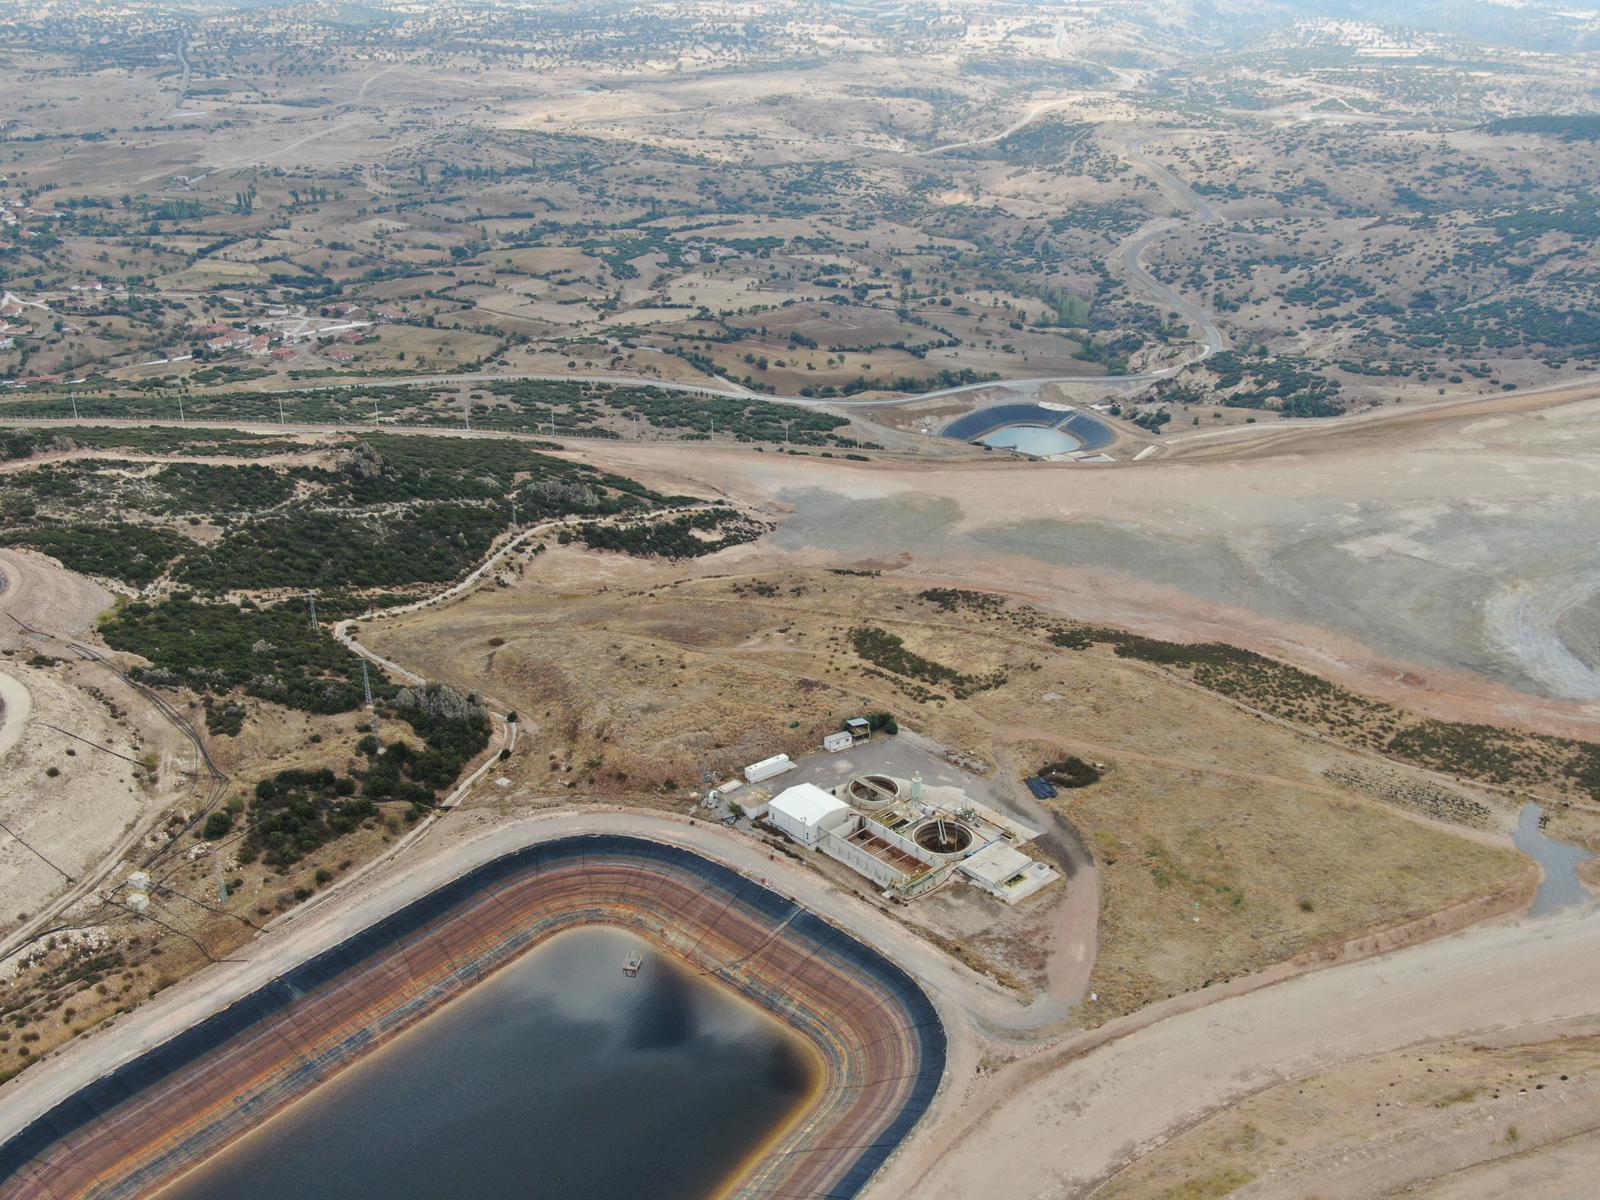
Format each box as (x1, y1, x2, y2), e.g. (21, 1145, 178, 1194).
(0, 0, 1598, 1196)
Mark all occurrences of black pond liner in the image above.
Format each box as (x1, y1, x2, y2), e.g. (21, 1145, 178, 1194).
(942, 402, 1115, 451)
(0, 834, 946, 1200)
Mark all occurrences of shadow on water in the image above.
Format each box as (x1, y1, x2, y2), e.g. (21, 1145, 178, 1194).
(157, 927, 816, 1200)
(1513, 802, 1595, 917)
(624, 954, 696, 1049)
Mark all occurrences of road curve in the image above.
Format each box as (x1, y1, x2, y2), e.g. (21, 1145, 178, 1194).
(877, 904, 1600, 1199)
(1110, 139, 1228, 364)
(8, 143, 1224, 414)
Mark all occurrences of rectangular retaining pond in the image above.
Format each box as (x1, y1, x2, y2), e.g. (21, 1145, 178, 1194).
(157, 927, 818, 1200)
(0, 836, 946, 1200)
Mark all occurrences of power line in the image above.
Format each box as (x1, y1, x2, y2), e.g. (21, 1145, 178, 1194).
(0, 819, 76, 882)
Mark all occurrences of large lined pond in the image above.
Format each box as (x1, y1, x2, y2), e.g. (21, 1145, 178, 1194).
(158, 927, 817, 1200)
(979, 424, 1083, 456)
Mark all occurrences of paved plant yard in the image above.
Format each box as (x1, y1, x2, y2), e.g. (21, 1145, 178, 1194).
(776, 733, 1022, 821)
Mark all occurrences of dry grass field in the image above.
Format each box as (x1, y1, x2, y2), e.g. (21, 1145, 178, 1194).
(369, 552, 1530, 1022)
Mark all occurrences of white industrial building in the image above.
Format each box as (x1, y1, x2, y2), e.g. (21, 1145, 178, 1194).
(766, 783, 851, 847)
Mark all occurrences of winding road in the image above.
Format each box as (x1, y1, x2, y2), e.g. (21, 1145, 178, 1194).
(28, 81, 1229, 418)
(1, 444, 1597, 1196)
(1112, 139, 1228, 363)
(6, 55, 1598, 1200)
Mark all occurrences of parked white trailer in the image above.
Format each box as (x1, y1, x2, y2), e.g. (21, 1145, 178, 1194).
(744, 754, 795, 784)
(823, 731, 853, 754)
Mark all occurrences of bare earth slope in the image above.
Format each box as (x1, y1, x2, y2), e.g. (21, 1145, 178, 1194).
(875, 910, 1600, 1199)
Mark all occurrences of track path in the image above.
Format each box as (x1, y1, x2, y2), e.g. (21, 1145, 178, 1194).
(1111, 139, 1228, 363)
(876, 905, 1600, 1199)
(0, 671, 29, 763)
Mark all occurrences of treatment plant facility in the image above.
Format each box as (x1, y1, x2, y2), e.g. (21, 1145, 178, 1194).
(724, 734, 1060, 906)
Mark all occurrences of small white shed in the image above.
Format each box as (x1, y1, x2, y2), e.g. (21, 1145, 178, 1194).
(767, 783, 851, 848)
(823, 731, 853, 754)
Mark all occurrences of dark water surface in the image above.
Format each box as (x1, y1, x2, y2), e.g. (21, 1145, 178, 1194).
(158, 927, 816, 1200)
(1513, 802, 1596, 916)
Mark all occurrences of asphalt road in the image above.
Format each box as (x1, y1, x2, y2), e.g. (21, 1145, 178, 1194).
(1111, 140, 1228, 362)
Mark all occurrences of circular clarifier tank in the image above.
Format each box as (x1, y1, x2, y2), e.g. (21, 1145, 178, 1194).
(847, 775, 900, 808)
(911, 820, 973, 856)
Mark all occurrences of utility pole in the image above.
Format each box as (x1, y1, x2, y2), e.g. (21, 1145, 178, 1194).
(361, 659, 380, 741)
(511, 496, 519, 528)
(177, 391, 185, 423)
(306, 592, 318, 629)
(277, 394, 286, 425)
(70, 393, 79, 421)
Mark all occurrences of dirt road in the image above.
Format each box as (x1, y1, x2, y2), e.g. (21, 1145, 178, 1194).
(1109, 139, 1227, 365)
(0, 671, 30, 762)
(7, 802, 1594, 1200)
(873, 905, 1600, 1199)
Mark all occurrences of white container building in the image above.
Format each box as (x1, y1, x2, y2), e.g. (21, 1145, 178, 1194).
(744, 754, 796, 784)
(823, 731, 853, 754)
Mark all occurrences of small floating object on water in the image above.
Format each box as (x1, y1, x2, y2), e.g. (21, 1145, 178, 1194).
(623, 951, 643, 977)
